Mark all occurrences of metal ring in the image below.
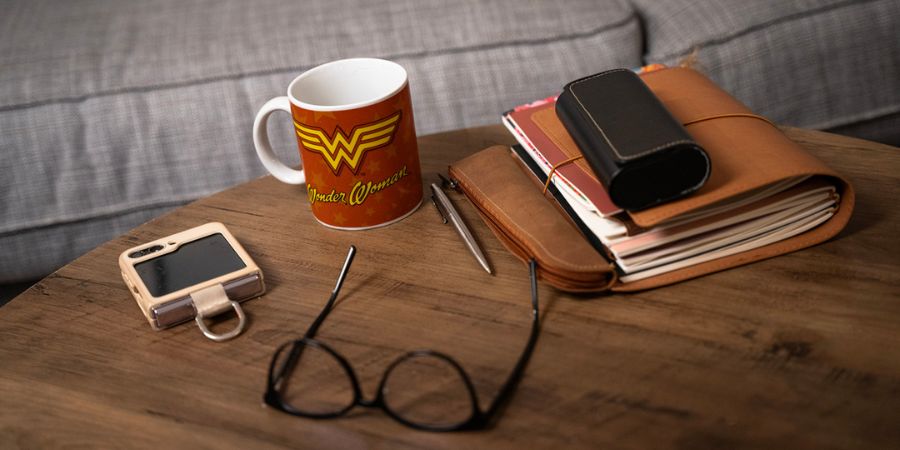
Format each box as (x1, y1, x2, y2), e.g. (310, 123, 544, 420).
(195, 300, 246, 342)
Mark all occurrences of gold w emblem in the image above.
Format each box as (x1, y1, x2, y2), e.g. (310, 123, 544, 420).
(294, 112, 401, 174)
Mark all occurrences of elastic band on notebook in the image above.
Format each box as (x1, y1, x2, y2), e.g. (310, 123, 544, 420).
(600, 266, 619, 290)
(682, 113, 775, 128)
(543, 155, 584, 194)
(541, 113, 771, 195)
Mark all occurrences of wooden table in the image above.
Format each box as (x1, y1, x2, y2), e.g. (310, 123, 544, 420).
(1, 126, 898, 449)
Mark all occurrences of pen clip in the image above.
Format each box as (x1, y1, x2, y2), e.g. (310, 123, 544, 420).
(431, 195, 449, 224)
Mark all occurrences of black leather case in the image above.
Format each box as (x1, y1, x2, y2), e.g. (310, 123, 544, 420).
(556, 68, 710, 211)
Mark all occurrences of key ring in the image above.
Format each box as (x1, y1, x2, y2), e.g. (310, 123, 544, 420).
(195, 300, 246, 342)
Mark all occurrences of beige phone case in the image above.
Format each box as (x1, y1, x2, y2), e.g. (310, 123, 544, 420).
(118, 222, 265, 341)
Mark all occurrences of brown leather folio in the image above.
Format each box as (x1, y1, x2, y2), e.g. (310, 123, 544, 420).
(449, 67, 855, 292)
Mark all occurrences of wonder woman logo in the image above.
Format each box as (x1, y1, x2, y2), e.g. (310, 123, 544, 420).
(294, 112, 401, 175)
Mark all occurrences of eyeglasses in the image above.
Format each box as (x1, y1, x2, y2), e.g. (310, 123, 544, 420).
(263, 245, 540, 432)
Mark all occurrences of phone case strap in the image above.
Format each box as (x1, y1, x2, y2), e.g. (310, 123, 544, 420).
(191, 284, 246, 342)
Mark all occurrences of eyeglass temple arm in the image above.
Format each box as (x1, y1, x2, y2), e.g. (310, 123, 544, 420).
(274, 245, 357, 386)
(304, 245, 357, 339)
(484, 259, 540, 420)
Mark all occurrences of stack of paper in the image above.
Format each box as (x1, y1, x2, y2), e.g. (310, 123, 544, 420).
(503, 99, 838, 283)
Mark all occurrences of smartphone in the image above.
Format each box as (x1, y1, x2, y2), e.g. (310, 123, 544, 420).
(119, 222, 265, 339)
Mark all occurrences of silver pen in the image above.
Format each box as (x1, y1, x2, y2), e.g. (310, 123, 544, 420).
(430, 182, 493, 274)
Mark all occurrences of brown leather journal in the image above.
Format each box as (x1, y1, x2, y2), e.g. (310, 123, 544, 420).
(448, 67, 855, 292)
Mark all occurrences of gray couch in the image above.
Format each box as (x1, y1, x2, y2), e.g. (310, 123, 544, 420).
(2, 0, 898, 285)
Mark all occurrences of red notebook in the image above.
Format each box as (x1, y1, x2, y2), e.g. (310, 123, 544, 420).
(502, 98, 621, 216)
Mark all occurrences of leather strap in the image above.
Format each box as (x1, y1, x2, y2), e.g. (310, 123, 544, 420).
(543, 154, 584, 194)
(539, 113, 771, 195)
(682, 113, 775, 128)
(191, 284, 232, 318)
(191, 284, 246, 342)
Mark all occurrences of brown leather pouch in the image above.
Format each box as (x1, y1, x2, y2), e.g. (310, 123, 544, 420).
(449, 145, 618, 292)
(449, 67, 855, 292)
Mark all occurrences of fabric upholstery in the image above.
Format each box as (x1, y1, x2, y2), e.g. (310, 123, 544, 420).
(0, 0, 642, 282)
(631, 0, 900, 141)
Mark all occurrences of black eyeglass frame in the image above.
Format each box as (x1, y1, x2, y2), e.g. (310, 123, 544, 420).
(263, 246, 540, 432)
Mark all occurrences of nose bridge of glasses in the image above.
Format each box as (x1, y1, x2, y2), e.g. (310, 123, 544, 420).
(357, 397, 383, 409)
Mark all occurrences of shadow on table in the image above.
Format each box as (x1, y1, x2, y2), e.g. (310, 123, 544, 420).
(0, 280, 36, 307)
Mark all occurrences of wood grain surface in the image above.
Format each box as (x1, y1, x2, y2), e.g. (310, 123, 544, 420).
(1, 126, 898, 449)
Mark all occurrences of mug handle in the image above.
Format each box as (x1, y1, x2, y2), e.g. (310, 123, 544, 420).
(253, 96, 306, 185)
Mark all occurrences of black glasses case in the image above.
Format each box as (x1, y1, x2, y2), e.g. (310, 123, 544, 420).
(556, 68, 710, 211)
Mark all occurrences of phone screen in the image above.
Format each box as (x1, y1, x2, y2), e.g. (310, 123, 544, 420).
(135, 233, 247, 297)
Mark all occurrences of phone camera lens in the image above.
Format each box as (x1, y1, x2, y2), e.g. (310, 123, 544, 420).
(129, 244, 164, 258)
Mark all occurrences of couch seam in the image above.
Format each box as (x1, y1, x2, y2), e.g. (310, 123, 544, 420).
(650, 0, 884, 62)
(0, 13, 638, 113)
(808, 103, 900, 132)
(0, 198, 194, 237)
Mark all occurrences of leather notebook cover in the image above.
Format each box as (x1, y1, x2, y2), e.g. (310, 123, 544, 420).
(449, 67, 855, 292)
(556, 69, 710, 210)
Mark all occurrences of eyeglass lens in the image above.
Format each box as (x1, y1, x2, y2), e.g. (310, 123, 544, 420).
(272, 343, 355, 416)
(382, 353, 475, 427)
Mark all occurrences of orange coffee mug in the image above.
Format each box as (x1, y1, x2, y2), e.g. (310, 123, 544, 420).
(253, 58, 423, 229)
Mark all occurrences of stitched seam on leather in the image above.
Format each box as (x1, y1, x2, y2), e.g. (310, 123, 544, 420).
(568, 68, 631, 160)
(451, 162, 608, 272)
(0, 13, 639, 113)
(569, 69, 695, 161)
(480, 210, 607, 288)
(635, 138, 697, 157)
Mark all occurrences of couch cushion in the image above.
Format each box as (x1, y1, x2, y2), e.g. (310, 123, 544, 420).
(0, 0, 642, 282)
(631, 0, 900, 143)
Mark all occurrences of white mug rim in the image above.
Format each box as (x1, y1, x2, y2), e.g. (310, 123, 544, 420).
(286, 58, 408, 112)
